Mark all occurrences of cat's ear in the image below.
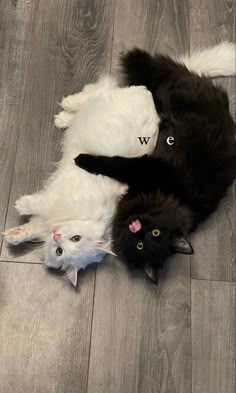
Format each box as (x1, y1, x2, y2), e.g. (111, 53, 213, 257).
(144, 264, 159, 285)
(95, 240, 117, 256)
(65, 265, 78, 287)
(173, 236, 193, 255)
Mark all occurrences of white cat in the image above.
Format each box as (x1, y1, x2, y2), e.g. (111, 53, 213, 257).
(4, 75, 159, 285)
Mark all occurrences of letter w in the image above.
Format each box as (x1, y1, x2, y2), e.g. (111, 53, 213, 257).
(138, 137, 151, 145)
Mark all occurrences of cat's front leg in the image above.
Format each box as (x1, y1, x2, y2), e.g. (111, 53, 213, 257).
(75, 153, 148, 184)
(74, 154, 102, 175)
(15, 193, 43, 216)
(4, 221, 47, 245)
(75, 153, 177, 191)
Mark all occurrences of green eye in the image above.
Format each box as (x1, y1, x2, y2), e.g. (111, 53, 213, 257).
(137, 242, 144, 250)
(152, 229, 160, 237)
(56, 247, 63, 256)
(70, 235, 81, 242)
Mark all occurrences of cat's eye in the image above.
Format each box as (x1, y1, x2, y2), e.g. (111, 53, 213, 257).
(70, 235, 81, 242)
(152, 229, 160, 237)
(56, 247, 63, 256)
(137, 242, 144, 250)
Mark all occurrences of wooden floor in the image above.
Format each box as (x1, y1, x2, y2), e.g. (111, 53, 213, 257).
(0, 1, 235, 392)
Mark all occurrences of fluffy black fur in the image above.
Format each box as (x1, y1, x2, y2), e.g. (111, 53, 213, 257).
(75, 49, 236, 283)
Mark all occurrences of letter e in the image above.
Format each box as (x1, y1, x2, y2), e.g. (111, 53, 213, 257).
(167, 136, 174, 145)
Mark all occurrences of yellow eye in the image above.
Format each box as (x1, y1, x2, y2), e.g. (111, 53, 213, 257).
(137, 242, 144, 250)
(70, 235, 81, 242)
(152, 229, 160, 237)
(56, 247, 63, 256)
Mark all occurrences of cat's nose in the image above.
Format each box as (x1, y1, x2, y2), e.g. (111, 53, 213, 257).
(53, 232, 61, 241)
(129, 219, 142, 233)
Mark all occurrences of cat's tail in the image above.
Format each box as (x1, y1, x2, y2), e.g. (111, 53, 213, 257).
(120, 41, 235, 88)
(179, 42, 236, 77)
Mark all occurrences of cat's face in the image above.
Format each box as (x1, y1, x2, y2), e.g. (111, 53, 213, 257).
(44, 220, 114, 273)
(113, 211, 193, 283)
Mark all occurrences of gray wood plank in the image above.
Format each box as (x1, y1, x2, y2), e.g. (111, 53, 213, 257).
(0, 103, 20, 245)
(190, 0, 236, 281)
(1, 0, 115, 262)
(87, 3, 191, 392)
(111, 0, 189, 72)
(87, 257, 191, 393)
(0, 1, 36, 248)
(0, 261, 95, 393)
(191, 279, 236, 393)
(0, 0, 34, 104)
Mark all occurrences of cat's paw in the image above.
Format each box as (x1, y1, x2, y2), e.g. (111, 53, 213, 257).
(15, 195, 33, 215)
(74, 154, 98, 174)
(4, 226, 29, 245)
(54, 111, 74, 129)
(60, 94, 85, 112)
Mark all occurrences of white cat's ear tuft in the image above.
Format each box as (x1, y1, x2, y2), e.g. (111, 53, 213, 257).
(65, 265, 78, 287)
(95, 240, 117, 256)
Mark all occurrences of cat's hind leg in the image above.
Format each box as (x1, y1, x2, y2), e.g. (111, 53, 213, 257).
(54, 111, 76, 129)
(3, 221, 47, 245)
(55, 75, 118, 129)
(57, 83, 99, 116)
(59, 90, 93, 113)
(54, 88, 95, 129)
(58, 76, 117, 113)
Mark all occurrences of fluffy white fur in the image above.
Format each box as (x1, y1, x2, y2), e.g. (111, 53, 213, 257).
(4, 76, 159, 285)
(179, 41, 235, 77)
(4, 41, 235, 286)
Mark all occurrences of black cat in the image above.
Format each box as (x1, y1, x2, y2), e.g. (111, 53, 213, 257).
(75, 47, 236, 283)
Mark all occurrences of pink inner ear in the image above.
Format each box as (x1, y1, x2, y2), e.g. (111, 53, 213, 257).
(129, 220, 142, 233)
(95, 241, 117, 256)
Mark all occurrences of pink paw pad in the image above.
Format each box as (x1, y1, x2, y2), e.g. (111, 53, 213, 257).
(10, 228, 21, 236)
